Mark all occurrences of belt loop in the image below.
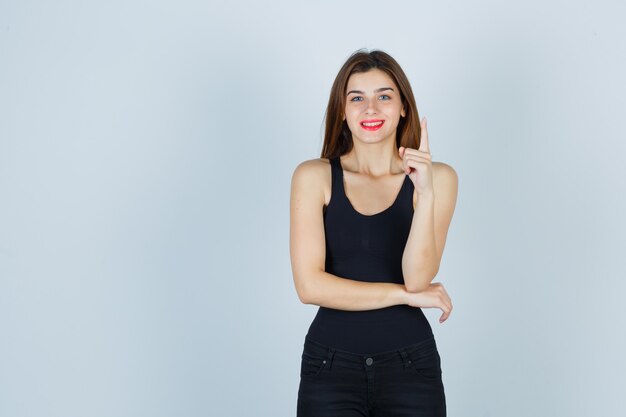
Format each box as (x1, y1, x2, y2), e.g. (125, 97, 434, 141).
(327, 347, 336, 369)
(398, 348, 411, 368)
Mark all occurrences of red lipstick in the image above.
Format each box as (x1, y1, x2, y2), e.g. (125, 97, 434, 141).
(360, 119, 384, 131)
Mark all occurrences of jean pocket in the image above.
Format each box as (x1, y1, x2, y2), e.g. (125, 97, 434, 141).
(408, 347, 442, 380)
(300, 352, 328, 378)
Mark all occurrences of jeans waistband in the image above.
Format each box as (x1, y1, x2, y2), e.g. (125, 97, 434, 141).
(303, 334, 438, 368)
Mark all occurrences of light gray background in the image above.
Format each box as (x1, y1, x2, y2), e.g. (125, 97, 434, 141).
(1, 0, 625, 416)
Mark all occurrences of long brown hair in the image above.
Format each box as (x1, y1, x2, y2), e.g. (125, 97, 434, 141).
(320, 48, 422, 159)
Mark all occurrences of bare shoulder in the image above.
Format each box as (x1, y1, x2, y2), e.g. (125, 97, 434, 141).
(290, 158, 331, 207)
(291, 157, 330, 188)
(431, 161, 459, 211)
(432, 161, 458, 187)
(292, 157, 330, 176)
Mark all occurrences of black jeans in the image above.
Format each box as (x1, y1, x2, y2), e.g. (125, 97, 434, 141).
(297, 334, 446, 417)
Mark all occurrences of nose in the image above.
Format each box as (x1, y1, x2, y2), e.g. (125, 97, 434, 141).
(365, 98, 378, 115)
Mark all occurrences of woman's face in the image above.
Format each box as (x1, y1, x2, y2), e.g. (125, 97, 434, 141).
(344, 68, 406, 145)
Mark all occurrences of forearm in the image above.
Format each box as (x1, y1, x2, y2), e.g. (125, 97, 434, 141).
(301, 270, 409, 310)
(402, 191, 438, 292)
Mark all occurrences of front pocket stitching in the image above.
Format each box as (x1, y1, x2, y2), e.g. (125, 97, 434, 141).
(301, 358, 326, 377)
(409, 351, 441, 379)
(302, 352, 327, 362)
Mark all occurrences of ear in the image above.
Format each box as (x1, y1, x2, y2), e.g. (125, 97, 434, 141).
(401, 106, 406, 118)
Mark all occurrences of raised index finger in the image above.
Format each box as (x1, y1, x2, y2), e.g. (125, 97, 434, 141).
(418, 117, 430, 153)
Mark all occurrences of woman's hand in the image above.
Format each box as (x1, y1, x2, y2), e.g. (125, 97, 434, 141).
(404, 282, 452, 323)
(398, 116, 433, 197)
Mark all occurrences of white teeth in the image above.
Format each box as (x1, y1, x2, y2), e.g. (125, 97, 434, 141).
(362, 121, 383, 127)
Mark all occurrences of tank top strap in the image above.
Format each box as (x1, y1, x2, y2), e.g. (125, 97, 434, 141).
(329, 156, 344, 196)
(398, 173, 415, 212)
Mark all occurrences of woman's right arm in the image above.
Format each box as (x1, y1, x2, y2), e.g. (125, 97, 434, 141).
(289, 159, 409, 311)
(289, 159, 452, 321)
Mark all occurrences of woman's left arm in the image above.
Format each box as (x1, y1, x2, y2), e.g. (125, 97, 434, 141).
(399, 117, 458, 293)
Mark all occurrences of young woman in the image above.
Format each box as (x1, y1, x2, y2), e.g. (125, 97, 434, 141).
(289, 49, 458, 417)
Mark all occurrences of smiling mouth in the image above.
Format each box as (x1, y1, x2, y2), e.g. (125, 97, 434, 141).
(360, 120, 384, 130)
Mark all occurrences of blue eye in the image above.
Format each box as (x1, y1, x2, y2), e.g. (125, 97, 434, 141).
(379, 95, 390, 100)
(350, 96, 363, 101)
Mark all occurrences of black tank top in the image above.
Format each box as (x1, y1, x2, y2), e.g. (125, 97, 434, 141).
(305, 156, 434, 354)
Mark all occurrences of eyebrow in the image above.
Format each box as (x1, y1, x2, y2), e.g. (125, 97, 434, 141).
(346, 87, 395, 96)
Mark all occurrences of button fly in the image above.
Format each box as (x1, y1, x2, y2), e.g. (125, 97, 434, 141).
(365, 357, 373, 366)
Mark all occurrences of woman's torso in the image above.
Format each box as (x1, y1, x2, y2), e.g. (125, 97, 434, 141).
(305, 156, 433, 354)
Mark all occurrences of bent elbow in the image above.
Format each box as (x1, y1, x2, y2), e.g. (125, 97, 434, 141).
(295, 285, 310, 304)
(295, 280, 316, 305)
(294, 269, 323, 305)
(404, 269, 438, 293)
(298, 291, 312, 305)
